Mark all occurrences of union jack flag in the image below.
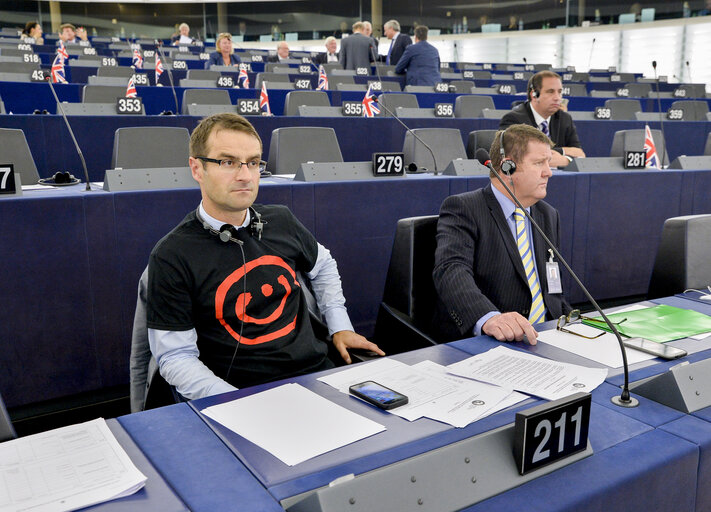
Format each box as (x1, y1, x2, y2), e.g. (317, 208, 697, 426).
(132, 49, 143, 69)
(51, 53, 67, 84)
(237, 66, 250, 89)
(259, 82, 271, 115)
(316, 65, 328, 91)
(644, 124, 661, 168)
(57, 40, 69, 60)
(362, 84, 380, 117)
(155, 54, 164, 83)
(126, 76, 137, 98)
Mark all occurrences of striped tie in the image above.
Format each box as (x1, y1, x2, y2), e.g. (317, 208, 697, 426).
(540, 120, 549, 136)
(513, 208, 546, 324)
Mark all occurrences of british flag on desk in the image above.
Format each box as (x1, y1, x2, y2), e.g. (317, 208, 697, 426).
(51, 53, 67, 84)
(125, 76, 137, 98)
(237, 66, 250, 89)
(362, 84, 380, 117)
(316, 65, 328, 91)
(644, 124, 661, 169)
(57, 40, 69, 60)
(259, 82, 271, 115)
(155, 54, 164, 84)
(132, 49, 143, 69)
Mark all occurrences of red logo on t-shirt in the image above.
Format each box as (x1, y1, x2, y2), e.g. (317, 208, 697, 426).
(214, 255, 301, 345)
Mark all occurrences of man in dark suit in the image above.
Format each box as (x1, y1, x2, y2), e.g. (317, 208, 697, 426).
(383, 19, 412, 66)
(433, 124, 571, 344)
(267, 42, 291, 63)
(313, 36, 339, 65)
(394, 25, 441, 86)
(339, 21, 374, 70)
(500, 70, 586, 168)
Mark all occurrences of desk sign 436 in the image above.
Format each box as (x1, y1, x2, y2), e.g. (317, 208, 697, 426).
(513, 392, 591, 475)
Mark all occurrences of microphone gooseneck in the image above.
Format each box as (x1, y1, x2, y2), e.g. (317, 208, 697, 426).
(476, 148, 638, 408)
(368, 45, 440, 174)
(587, 37, 596, 71)
(652, 60, 667, 167)
(155, 39, 180, 114)
(46, 77, 92, 191)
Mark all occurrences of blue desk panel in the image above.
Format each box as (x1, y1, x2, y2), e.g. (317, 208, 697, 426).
(118, 404, 283, 512)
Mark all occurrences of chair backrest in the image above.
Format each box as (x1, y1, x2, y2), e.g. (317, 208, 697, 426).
(112, 126, 190, 169)
(610, 128, 669, 166)
(283, 90, 330, 116)
(0, 128, 40, 185)
(378, 92, 419, 117)
(266, 126, 343, 175)
(181, 88, 231, 114)
(0, 61, 38, 73)
(379, 81, 401, 92)
(404, 85, 435, 93)
(186, 69, 220, 80)
(448, 80, 476, 94)
(562, 83, 588, 97)
(82, 85, 127, 103)
(381, 215, 440, 330)
(0, 392, 16, 442)
(97, 66, 135, 78)
(603, 98, 643, 120)
(622, 82, 652, 98)
(454, 95, 495, 118)
(336, 83, 366, 92)
(470, 70, 492, 80)
(402, 128, 467, 172)
(466, 129, 498, 159)
(670, 100, 709, 122)
(255, 72, 292, 90)
(648, 214, 711, 299)
(297, 105, 344, 117)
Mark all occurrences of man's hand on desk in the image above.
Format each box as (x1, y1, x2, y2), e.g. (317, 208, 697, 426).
(482, 312, 538, 345)
(332, 330, 385, 364)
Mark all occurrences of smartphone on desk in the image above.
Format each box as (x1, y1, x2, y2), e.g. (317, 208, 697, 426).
(623, 337, 687, 360)
(349, 381, 409, 410)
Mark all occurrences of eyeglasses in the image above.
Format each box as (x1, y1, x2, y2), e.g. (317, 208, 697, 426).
(556, 309, 627, 339)
(196, 157, 266, 173)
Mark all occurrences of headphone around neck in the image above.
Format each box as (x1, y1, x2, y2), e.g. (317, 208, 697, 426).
(196, 206, 266, 244)
(498, 129, 517, 176)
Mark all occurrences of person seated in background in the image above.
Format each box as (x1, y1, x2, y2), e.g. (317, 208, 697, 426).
(313, 36, 339, 65)
(172, 23, 195, 45)
(394, 25, 441, 86)
(499, 70, 585, 168)
(58, 23, 87, 44)
(208, 32, 241, 67)
(432, 124, 572, 344)
(22, 21, 43, 45)
(147, 113, 384, 400)
(267, 41, 290, 62)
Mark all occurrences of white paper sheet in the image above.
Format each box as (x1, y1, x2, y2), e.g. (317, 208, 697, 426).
(200, 383, 385, 466)
(447, 346, 608, 400)
(0, 418, 146, 512)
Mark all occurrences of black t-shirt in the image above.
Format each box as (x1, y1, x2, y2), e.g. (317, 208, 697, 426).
(147, 204, 332, 389)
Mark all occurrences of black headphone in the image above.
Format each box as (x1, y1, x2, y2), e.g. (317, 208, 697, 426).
(196, 206, 266, 243)
(498, 129, 517, 176)
(530, 85, 540, 99)
(38, 171, 79, 186)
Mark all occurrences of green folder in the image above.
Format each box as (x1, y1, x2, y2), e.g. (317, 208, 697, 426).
(581, 304, 711, 343)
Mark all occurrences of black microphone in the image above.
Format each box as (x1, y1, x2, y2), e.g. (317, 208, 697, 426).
(368, 45, 440, 174)
(45, 77, 92, 191)
(587, 37, 596, 71)
(476, 147, 638, 409)
(155, 39, 179, 115)
(685, 60, 692, 83)
(652, 60, 666, 167)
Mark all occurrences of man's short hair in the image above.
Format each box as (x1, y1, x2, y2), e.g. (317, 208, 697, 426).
(179, 23, 189, 31)
(59, 23, 76, 33)
(489, 124, 553, 178)
(190, 113, 262, 157)
(527, 70, 562, 100)
(384, 19, 400, 32)
(325, 36, 336, 45)
(414, 25, 428, 41)
(352, 21, 364, 32)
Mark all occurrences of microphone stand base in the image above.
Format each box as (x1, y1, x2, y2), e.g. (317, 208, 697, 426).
(611, 395, 640, 408)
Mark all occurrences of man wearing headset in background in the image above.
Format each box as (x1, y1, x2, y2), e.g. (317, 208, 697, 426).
(432, 124, 571, 344)
(499, 70, 585, 168)
(146, 113, 383, 400)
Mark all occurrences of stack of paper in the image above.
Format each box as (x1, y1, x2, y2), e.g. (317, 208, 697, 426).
(0, 418, 146, 512)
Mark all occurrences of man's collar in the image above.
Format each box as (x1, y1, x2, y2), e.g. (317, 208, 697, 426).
(529, 102, 551, 126)
(198, 202, 250, 230)
(491, 181, 530, 218)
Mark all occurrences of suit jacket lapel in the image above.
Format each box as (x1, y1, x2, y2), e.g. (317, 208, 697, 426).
(483, 185, 528, 284)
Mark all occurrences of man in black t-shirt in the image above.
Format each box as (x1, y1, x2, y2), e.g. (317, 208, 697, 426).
(146, 113, 383, 399)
